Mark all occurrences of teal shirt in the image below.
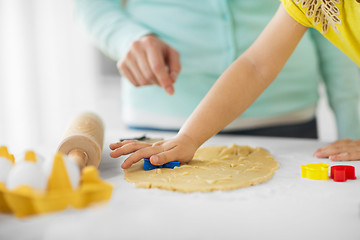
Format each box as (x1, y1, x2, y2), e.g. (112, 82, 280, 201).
(75, 0, 360, 139)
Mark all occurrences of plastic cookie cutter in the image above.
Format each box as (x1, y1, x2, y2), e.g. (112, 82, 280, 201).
(143, 158, 180, 171)
(330, 165, 356, 182)
(301, 163, 329, 180)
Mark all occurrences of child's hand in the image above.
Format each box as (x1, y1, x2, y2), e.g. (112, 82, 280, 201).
(313, 138, 360, 161)
(109, 134, 199, 169)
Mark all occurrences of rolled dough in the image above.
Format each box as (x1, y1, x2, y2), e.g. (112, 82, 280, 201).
(124, 144, 279, 192)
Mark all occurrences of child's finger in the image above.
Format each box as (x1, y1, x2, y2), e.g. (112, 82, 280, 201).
(121, 145, 164, 169)
(313, 151, 328, 158)
(149, 153, 171, 165)
(110, 141, 152, 158)
(329, 151, 360, 161)
(150, 149, 180, 165)
(109, 140, 139, 150)
(314, 144, 354, 158)
(314, 148, 342, 158)
(109, 142, 124, 150)
(315, 139, 351, 153)
(150, 147, 190, 165)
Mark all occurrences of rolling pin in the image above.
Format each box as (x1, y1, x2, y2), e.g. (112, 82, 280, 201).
(57, 112, 104, 169)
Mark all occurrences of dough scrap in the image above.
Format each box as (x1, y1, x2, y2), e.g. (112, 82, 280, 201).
(124, 144, 279, 192)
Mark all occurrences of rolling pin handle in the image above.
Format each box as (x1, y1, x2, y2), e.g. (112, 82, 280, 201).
(68, 149, 88, 170)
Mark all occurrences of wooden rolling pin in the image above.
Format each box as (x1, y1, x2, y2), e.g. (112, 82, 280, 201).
(57, 112, 104, 169)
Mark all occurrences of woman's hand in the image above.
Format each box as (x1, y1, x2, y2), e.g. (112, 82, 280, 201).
(109, 134, 199, 169)
(313, 138, 360, 161)
(117, 34, 181, 95)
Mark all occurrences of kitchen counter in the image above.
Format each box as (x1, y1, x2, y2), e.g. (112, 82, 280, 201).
(1, 129, 359, 240)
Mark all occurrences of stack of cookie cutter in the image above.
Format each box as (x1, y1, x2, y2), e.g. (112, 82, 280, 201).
(301, 163, 357, 182)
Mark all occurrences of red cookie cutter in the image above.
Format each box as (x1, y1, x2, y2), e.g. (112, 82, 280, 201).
(330, 165, 356, 182)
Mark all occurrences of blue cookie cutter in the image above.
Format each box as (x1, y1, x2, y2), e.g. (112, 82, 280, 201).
(143, 158, 180, 171)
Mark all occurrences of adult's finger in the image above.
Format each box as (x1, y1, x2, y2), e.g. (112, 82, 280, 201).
(125, 56, 149, 86)
(167, 47, 181, 83)
(117, 62, 139, 87)
(146, 45, 174, 95)
(132, 44, 158, 85)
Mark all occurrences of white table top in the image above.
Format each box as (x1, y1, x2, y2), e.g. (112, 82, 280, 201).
(1, 130, 360, 240)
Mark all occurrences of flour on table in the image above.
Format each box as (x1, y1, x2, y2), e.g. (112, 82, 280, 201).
(124, 144, 279, 192)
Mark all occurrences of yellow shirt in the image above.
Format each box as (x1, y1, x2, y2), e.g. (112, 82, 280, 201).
(282, 0, 360, 66)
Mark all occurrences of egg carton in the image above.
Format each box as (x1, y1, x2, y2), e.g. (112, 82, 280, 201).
(0, 147, 113, 218)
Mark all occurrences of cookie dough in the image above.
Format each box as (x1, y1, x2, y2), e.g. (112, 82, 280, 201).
(124, 144, 279, 192)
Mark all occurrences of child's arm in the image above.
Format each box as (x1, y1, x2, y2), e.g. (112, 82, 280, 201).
(177, 4, 308, 147)
(111, 5, 308, 168)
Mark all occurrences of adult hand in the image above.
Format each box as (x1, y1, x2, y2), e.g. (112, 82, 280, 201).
(313, 138, 360, 161)
(109, 134, 199, 169)
(117, 34, 181, 95)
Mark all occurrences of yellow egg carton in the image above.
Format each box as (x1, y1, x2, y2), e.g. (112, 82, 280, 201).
(0, 147, 113, 218)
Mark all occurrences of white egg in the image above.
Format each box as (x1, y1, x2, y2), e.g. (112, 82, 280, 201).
(42, 158, 53, 178)
(0, 157, 13, 183)
(42, 154, 80, 189)
(64, 156, 80, 189)
(6, 162, 47, 191)
(14, 153, 27, 164)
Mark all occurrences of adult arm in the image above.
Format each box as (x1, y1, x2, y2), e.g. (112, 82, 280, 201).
(74, 0, 151, 61)
(74, 0, 179, 94)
